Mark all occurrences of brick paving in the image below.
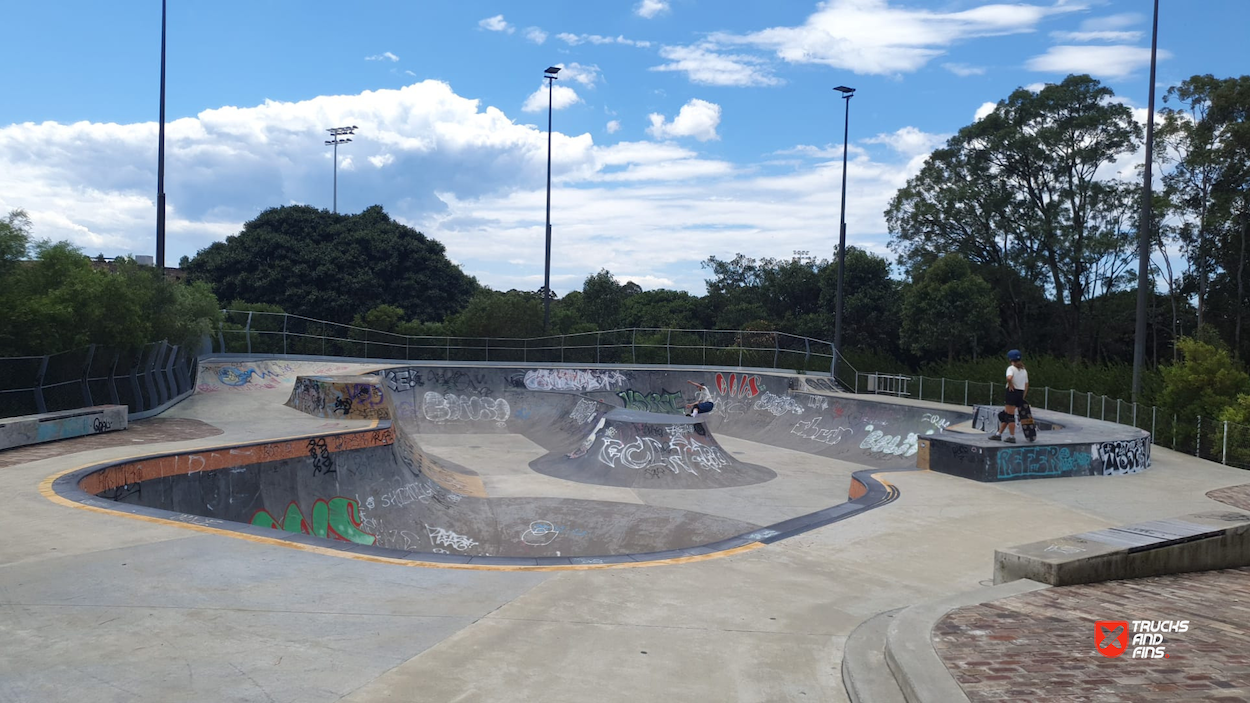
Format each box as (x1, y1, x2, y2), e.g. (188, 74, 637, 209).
(1209, 484, 1250, 512)
(933, 567, 1250, 702)
(0, 418, 223, 468)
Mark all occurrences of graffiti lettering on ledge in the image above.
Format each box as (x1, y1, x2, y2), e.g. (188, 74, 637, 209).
(616, 389, 684, 414)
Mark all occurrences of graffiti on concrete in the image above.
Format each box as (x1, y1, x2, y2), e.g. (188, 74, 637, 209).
(715, 372, 762, 398)
(996, 445, 1092, 480)
(616, 389, 684, 414)
(308, 437, 334, 476)
(1097, 438, 1150, 475)
(753, 392, 804, 417)
(522, 369, 627, 392)
(426, 369, 492, 396)
(521, 520, 560, 546)
(216, 364, 291, 388)
(805, 395, 829, 411)
(569, 398, 599, 425)
(790, 417, 854, 446)
(568, 417, 607, 459)
(250, 497, 375, 545)
(425, 525, 479, 552)
(422, 392, 511, 423)
(859, 424, 920, 457)
(598, 424, 728, 475)
(383, 368, 424, 392)
(921, 413, 950, 432)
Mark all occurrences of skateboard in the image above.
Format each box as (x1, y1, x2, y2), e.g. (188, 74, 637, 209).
(1018, 402, 1037, 442)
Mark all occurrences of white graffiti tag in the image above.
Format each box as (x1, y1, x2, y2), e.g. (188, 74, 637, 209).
(859, 424, 921, 457)
(597, 427, 729, 476)
(524, 369, 627, 392)
(790, 417, 854, 446)
(521, 520, 560, 546)
(424, 525, 479, 552)
(921, 413, 950, 432)
(569, 398, 598, 425)
(422, 392, 511, 423)
(753, 392, 804, 416)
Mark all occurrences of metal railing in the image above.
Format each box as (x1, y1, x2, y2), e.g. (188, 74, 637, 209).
(857, 369, 1250, 469)
(212, 310, 859, 386)
(0, 341, 197, 420)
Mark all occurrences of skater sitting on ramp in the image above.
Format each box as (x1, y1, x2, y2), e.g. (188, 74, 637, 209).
(989, 349, 1029, 443)
(685, 380, 715, 417)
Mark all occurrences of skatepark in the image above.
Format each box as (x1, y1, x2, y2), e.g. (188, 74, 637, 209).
(3, 357, 1249, 701)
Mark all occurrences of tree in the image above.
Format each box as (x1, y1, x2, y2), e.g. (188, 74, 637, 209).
(446, 289, 544, 338)
(888, 75, 1142, 361)
(182, 205, 478, 324)
(818, 247, 901, 356)
(582, 269, 625, 330)
(899, 255, 998, 362)
(1160, 337, 1250, 450)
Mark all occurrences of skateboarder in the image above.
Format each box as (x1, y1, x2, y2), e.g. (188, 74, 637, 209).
(989, 349, 1028, 443)
(685, 380, 714, 417)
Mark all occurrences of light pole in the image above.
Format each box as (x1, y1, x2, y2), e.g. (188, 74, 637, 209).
(156, 0, 167, 269)
(325, 125, 357, 213)
(541, 66, 561, 333)
(1132, 0, 1160, 402)
(832, 85, 855, 380)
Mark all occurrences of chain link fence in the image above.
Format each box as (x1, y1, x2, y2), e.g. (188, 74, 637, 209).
(0, 341, 197, 420)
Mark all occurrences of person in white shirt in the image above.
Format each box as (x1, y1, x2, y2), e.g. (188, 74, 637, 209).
(989, 349, 1029, 443)
(685, 380, 715, 417)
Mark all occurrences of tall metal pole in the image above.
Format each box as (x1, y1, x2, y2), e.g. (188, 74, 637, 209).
(1132, 0, 1160, 402)
(833, 86, 855, 379)
(325, 126, 356, 214)
(156, 0, 167, 269)
(542, 67, 560, 333)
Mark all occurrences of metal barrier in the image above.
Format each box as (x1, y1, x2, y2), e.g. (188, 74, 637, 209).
(0, 342, 197, 420)
(212, 310, 860, 387)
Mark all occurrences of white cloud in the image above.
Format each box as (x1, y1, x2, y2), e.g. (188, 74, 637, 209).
(864, 127, 947, 157)
(1026, 45, 1169, 79)
(647, 99, 722, 142)
(942, 62, 985, 77)
(522, 84, 583, 113)
(1050, 30, 1141, 43)
(974, 101, 997, 121)
(1079, 13, 1143, 32)
(556, 33, 651, 48)
(366, 52, 399, 62)
(635, 0, 670, 19)
(525, 27, 548, 44)
(710, 0, 1079, 76)
(559, 63, 603, 89)
(606, 120, 621, 134)
(478, 15, 514, 34)
(650, 43, 782, 87)
(0, 80, 935, 296)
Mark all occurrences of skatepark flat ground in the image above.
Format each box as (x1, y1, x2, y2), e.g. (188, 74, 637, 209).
(2, 361, 1247, 703)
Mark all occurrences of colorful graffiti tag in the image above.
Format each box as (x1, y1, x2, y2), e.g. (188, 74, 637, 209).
(250, 497, 376, 545)
(715, 373, 762, 398)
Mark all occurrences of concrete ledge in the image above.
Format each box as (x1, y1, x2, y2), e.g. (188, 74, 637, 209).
(995, 510, 1250, 586)
(843, 608, 906, 703)
(0, 405, 128, 451)
(884, 579, 1050, 703)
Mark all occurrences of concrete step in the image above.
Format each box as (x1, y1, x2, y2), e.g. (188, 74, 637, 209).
(842, 608, 906, 703)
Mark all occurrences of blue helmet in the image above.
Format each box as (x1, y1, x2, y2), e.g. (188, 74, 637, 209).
(1007, 349, 1022, 361)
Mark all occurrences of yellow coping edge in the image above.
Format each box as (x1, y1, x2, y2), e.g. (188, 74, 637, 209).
(35, 419, 765, 572)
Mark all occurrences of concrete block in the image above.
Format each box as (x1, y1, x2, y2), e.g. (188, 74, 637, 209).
(0, 405, 127, 450)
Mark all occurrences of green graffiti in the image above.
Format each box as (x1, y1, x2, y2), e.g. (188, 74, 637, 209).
(616, 388, 685, 414)
(251, 497, 375, 545)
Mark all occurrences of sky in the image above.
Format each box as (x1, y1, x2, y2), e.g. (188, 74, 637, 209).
(2, 0, 1247, 296)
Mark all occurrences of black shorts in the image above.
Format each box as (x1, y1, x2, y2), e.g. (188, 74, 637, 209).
(1005, 388, 1025, 407)
(694, 401, 714, 413)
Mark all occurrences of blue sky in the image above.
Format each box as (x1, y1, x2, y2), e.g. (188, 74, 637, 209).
(2, 0, 1246, 296)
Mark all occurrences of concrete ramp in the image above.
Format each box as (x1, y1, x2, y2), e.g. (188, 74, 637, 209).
(531, 408, 777, 489)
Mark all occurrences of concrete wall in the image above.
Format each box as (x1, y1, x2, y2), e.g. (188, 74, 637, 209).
(0, 405, 127, 451)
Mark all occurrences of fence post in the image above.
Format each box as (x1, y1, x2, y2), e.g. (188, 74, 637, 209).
(1152, 406, 1156, 443)
(81, 344, 96, 407)
(1087, 392, 1091, 417)
(632, 329, 637, 365)
(446, 336, 450, 362)
(1173, 414, 1177, 450)
(1043, 386, 1048, 410)
(1223, 421, 1229, 465)
(703, 331, 708, 366)
(1132, 403, 1137, 428)
(739, 345, 743, 368)
(1116, 399, 1121, 424)
(773, 334, 779, 369)
(596, 332, 601, 365)
(941, 377, 946, 404)
(964, 380, 969, 406)
(484, 337, 489, 363)
(282, 314, 288, 355)
(33, 354, 49, 414)
(919, 376, 924, 401)
(1101, 396, 1105, 421)
(1197, 416, 1202, 458)
(245, 311, 253, 355)
(667, 330, 672, 366)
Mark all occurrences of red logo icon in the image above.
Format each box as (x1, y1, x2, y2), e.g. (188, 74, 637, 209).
(1095, 621, 1129, 658)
